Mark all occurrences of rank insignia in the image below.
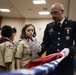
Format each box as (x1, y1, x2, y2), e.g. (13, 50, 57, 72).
(65, 22, 68, 24)
(49, 28, 54, 32)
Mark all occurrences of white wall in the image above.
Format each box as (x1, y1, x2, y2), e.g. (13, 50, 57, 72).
(1, 18, 25, 41)
(1, 18, 53, 43)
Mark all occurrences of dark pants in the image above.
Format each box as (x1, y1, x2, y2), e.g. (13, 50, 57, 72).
(0, 66, 6, 73)
(74, 58, 76, 72)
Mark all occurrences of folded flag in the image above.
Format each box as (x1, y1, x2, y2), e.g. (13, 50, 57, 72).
(26, 52, 62, 69)
(0, 52, 65, 75)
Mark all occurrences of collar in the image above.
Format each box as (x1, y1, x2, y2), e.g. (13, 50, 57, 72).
(0, 37, 9, 44)
(59, 17, 65, 25)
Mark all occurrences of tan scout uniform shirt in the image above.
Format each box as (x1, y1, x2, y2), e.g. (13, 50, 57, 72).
(15, 38, 41, 68)
(11, 42, 17, 71)
(0, 41, 14, 70)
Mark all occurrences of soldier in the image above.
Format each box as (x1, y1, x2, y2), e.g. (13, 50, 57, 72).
(38, 3, 76, 75)
(0, 25, 14, 72)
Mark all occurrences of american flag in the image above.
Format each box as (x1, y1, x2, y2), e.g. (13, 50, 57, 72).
(0, 52, 65, 75)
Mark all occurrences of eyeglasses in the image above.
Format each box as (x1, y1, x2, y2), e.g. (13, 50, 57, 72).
(50, 10, 61, 15)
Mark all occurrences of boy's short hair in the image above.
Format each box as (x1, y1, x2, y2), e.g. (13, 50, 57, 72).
(1, 25, 13, 38)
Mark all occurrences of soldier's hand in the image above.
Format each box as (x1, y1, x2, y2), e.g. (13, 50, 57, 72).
(61, 48, 69, 57)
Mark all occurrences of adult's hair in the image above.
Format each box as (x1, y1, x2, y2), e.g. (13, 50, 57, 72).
(21, 24, 36, 39)
(1, 25, 13, 38)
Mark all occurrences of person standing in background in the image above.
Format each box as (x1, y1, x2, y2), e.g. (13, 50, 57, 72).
(0, 28, 1, 38)
(9, 26, 17, 43)
(0, 25, 14, 72)
(15, 24, 41, 69)
(9, 26, 17, 70)
(38, 3, 76, 75)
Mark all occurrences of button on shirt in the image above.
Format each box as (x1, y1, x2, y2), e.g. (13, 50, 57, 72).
(58, 38, 60, 40)
(48, 18, 66, 53)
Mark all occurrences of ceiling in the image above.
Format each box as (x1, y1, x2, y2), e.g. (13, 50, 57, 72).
(0, 0, 76, 20)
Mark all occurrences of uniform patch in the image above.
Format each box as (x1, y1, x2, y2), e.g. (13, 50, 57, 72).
(64, 27, 72, 34)
(49, 28, 54, 33)
(66, 36, 70, 40)
(7, 45, 13, 49)
(64, 27, 72, 30)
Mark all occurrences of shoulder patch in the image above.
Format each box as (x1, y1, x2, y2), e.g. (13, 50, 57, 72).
(7, 45, 14, 49)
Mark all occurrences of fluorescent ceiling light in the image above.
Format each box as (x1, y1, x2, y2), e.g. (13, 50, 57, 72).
(39, 11, 50, 15)
(33, 0, 46, 4)
(0, 9, 10, 12)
